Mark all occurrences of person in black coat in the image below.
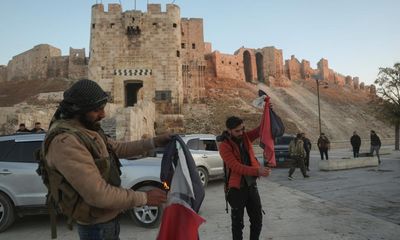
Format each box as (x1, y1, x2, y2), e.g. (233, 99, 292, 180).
(350, 131, 361, 158)
(16, 123, 31, 133)
(370, 130, 382, 164)
(301, 132, 312, 170)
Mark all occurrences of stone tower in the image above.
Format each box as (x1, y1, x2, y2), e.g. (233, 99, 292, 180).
(180, 18, 206, 103)
(89, 3, 183, 113)
(317, 58, 329, 81)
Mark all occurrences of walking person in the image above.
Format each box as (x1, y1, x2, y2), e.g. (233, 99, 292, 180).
(288, 133, 309, 180)
(370, 130, 382, 164)
(40, 79, 169, 239)
(218, 116, 271, 240)
(301, 132, 312, 171)
(317, 133, 330, 160)
(350, 131, 361, 158)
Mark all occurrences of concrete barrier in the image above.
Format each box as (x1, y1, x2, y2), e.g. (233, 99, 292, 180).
(319, 156, 379, 171)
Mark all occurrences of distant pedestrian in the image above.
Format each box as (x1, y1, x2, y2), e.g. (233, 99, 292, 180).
(288, 133, 309, 180)
(16, 123, 31, 133)
(301, 133, 312, 171)
(317, 133, 330, 160)
(31, 122, 46, 133)
(350, 131, 361, 158)
(370, 130, 381, 164)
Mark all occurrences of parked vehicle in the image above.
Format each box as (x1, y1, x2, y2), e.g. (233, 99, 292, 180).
(0, 133, 164, 232)
(274, 134, 296, 167)
(180, 134, 224, 187)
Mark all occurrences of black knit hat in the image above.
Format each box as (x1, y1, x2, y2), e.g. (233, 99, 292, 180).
(61, 79, 108, 114)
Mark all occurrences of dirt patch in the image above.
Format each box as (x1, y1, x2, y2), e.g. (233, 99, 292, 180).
(185, 77, 393, 143)
(0, 78, 72, 107)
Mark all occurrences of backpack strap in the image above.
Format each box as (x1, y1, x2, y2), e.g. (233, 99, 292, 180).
(223, 162, 231, 214)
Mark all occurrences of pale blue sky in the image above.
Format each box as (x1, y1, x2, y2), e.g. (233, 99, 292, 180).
(0, 0, 399, 85)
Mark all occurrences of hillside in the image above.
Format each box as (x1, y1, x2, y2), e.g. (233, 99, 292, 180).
(0, 78, 72, 107)
(183, 77, 393, 145)
(0, 77, 393, 145)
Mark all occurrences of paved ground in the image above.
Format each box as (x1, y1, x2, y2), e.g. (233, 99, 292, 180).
(2, 148, 400, 239)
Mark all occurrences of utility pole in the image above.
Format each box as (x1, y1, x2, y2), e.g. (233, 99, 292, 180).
(317, 79, 322, 135)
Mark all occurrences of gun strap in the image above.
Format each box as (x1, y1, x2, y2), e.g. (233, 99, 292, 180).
(48, 198, 57, 239)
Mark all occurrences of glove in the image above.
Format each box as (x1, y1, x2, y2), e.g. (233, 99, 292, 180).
(153, 133, 172, 147)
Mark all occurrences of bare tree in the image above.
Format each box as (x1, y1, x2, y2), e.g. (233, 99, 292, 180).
(374, 63, 400, 150)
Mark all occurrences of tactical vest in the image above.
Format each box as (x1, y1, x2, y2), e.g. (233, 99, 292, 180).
(289, 139, 305, 158)
(36, 120, 121, 239)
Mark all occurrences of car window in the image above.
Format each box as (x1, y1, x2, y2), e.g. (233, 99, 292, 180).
(201, 140, 218, 151)
(186, 138, 200, 150)
(0, 141, 42, 163)
(0, 140, 15, 160)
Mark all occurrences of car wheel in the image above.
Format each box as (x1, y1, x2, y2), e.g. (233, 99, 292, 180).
(197, 167, 209, 187)
(0, 192, 15, 233)
(128, 185, 163, 228)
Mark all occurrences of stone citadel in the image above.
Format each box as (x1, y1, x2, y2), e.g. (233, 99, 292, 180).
(0, 3, 376, 139)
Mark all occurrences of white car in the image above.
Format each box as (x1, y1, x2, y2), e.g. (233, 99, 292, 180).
(180, 134, 224, 187)
(0, 133, 164, 232)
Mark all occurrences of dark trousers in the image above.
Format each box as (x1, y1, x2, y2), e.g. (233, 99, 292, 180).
(227, 184, 263, 240)
(77, 218, 120, 240)
(352, 146, 360, 158)
(288, 156, 307, 177)
(304, 150, 310, 168)
(319, 148, 328, 160)
(370, 145, 381, 163)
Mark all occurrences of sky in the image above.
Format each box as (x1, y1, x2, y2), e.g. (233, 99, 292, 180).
(0, 0, 399, 85)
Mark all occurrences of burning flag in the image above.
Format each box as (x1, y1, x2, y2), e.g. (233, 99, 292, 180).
(157, 135, 205, 240)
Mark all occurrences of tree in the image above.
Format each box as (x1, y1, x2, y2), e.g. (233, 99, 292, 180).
(374, 63, 400, 150)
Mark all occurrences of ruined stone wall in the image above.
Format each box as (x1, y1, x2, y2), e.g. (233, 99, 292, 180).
(7, 44, 61, 81)
(285, 55, 301, 80)
(204, 53, 217, 78)
(0, 104, 57, 135)
(47, 56, 69, 78)
(89, 3, 183, 112)
(317, 58, 330, 81)
(260, 47, 284, 80)
(181, 18, 206, 103)
(353, 77, 360, 89)
(238, 48, 257, 83)
(115, 101, 156, 141)
(333, 73, 346, 87)
(0, 65, 7, 82)
(210, 51, 244, 81)
(300, 60, 313, 80)
(68, 48, 88, 80)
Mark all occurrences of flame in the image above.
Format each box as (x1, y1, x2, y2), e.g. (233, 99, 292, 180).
(162, 181, 170, 190)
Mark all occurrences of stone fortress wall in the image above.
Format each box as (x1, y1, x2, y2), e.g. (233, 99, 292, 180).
(1, 44, 87, 82)
(0, 2, 376, 137)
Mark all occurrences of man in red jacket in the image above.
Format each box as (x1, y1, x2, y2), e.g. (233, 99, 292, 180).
(219, 116, 271, 240)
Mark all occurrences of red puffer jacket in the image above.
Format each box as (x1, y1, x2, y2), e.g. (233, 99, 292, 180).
(219, 127, 261, 189)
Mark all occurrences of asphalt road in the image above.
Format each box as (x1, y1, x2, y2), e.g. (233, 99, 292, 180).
(268, 149, 400, 225)
(1, 148, 399, 239)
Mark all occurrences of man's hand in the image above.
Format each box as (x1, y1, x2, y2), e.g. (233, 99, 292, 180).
(258, 166, 271, 177)
(153, 133, 172, 147)
(145, 188, 167, 206)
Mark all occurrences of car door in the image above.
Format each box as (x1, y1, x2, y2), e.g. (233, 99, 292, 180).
(197, 138, 223, 177)
(0, 140, 47, 206)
